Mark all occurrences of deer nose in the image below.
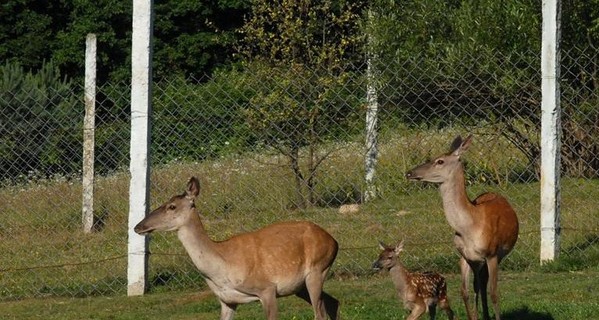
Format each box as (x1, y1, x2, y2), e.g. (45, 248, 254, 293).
(134, 222, 153, 235)
(405, 170, 422, 181)
(133, 223, 144, 234)
(372, 261, 382, 271)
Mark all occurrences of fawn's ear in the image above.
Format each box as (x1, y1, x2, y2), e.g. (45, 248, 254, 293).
(394, 240, 405, 255)
(378, 241, 388, 251)
(450, 134, 473, 157)
(186, 176, 200, 199)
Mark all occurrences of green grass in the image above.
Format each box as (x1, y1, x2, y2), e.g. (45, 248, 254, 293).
(1, 127, 598, 301)
(2, 271, 598, 319)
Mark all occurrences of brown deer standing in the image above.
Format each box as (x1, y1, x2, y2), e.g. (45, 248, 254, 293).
(406, 135, 519, 320)
(134, 177, 340, 320)
(373, 240, 455, 320)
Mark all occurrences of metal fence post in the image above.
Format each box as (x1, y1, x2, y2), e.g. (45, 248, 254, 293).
(83, 33, 97, 233)
(540, 0, 561, 263)
(127, 0, 154, 296)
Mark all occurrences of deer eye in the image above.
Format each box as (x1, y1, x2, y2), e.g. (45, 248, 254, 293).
(435, 159, 445, 165)
(168, 204, 176, 210)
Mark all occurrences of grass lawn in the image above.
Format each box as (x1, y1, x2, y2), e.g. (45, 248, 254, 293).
(2, 271, 598, 319)
(1, 129, 598, 318)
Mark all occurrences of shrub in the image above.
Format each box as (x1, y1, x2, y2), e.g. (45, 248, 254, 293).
(0, 61, 80, 183)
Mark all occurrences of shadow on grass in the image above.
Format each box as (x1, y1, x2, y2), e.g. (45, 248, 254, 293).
(148, 269, 206, 293)
(564, 234, 599, 255)
(503, 306, 554, 320)
(540, 234, 599, 272)
(33, 276, 128, 299)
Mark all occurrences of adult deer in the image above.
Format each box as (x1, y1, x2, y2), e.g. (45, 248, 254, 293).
(134, 177, 340, 320)
(373, 240, 455, 320)
(405, 135, 519, 320)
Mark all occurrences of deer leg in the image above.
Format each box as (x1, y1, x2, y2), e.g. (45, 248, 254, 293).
(304, 272, 328, 320)
(439, 299, 455, 320)
(427, 303, 437, 320)
(478, 263, 491, 320)
(487, 256, 501, 320)
(296, 287, 339, 320)
(438, 278, 455, 320)
(472, 262, 487, 320)
(219, 300, 237, 320)
(459, 257, 476, 320)
(258, 286, 279, 320)
(407, 303, 427, 320)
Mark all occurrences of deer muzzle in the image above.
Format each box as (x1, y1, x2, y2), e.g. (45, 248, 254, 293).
(405, 170, 423, 181)
(372, 260, 383, 271)
(133, 221, 155, 235)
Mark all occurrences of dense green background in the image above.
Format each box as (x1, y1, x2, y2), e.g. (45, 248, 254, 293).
(1, 0, 598, 82)
(2, 0, 598, 183)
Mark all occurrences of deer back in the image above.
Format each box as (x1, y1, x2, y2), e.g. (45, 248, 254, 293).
(218, 220, 339, 281)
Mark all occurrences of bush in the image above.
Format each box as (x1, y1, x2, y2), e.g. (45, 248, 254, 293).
(0, 61, 81, 183)
(152, 68, 257, 164)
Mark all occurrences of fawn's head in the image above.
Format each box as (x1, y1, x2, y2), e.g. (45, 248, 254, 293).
(134, 177, 200, 235)
(372, 240, 405, 271)
(405, 134, 472, 184)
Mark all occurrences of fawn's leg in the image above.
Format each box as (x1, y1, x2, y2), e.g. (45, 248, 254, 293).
(437, 277, 455, 320)
(407, 303, 427, 320)
(427, 303, 437, 320)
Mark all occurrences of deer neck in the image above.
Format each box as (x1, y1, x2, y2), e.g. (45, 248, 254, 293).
(389, 262, 410, 297)
(438, 165, 475, 235)
(176, 211, 224, 279)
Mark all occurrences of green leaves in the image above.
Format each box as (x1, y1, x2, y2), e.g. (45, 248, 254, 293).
(239, 0, 364, 67)
(0, 60, 80, 181)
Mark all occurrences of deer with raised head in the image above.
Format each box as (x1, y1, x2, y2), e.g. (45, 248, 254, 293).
(405, 135, 519, 320)
(373, 240, 455, 320)
(134, 177, 340, 320)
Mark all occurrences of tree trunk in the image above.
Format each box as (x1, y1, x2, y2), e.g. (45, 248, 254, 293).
(289, 146, 306, 209)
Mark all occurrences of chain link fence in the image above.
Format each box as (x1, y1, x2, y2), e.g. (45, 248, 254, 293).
(1, 47, 598, 300)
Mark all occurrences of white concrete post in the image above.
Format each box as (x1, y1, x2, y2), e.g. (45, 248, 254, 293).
(128, 0, 154, 296)
(540, 0, 561, 263)
(364, 8, 379, 202)
(83, 33, 97, 233)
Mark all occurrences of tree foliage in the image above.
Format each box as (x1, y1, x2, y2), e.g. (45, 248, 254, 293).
(0, 61, 80, 182)
(0, 1, 69, 69)
(0, 0, 250, 82)
(238, 0, 365, 208)
(239, 0, 363, 67)
(1, 0, 599, 184)
(151, 69, 256, 164)
(370, 1, 533, 170)
(368, 0, 599, 179)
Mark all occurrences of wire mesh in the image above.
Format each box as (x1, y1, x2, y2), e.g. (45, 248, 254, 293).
(0, 47, 598, 300)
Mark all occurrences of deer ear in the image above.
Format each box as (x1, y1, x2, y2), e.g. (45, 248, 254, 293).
(449, 135, 463, 153)
(378, 241, 388, 251)
(451, 134, 473, 157)
(394, 240, 404, 254)
(186, 177, 200, 198)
